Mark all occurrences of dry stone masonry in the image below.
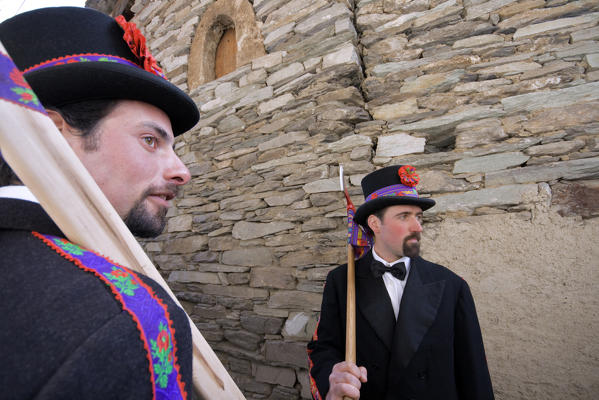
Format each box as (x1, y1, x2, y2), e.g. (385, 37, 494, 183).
(89, 0, 599, 398)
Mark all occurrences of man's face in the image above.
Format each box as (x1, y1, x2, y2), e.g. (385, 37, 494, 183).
(368, 204, 424, 262)
(64, 100, 191, 237)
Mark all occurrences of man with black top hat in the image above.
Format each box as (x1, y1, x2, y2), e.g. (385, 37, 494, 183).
(0, 7, 198, 399)
(307, 165, 494, 400)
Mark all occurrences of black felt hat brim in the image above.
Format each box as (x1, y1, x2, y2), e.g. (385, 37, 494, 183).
(24, 62, 198, 135)
(354, 196, 436, 227)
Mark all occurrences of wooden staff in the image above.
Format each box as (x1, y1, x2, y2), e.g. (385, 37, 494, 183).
(0, 42, 244, 400)
(339, 166, 356, 400)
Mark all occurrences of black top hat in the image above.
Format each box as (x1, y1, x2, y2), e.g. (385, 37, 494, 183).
(354, 165, 436, 226)
(0, 7, 199, 135)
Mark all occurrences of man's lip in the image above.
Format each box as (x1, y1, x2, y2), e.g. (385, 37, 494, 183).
(147, 192, 174, 207)
(149, 191, 175, 201)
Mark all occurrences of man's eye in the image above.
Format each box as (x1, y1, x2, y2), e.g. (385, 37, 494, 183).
(143, 136, 156, 147)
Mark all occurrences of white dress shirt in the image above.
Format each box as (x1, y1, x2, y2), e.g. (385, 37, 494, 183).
(371, 248, 411, 320)
(0, 185, 39, 203)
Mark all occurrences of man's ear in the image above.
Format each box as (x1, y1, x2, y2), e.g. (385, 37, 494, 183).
(46, 109, 68, 133)
(46, 110, 81, 147)
(367, 214, 381, 235)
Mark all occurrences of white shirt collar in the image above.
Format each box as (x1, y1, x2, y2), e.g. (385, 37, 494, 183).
(0, 185, 39, 204)
(372, 247, 411, 271)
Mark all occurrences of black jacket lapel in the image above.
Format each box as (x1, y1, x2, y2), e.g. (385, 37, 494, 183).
(393, 257, 446, 368)
(356, 251, 396, 351)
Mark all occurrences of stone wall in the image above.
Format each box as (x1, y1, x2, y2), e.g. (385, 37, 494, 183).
(95, 0, 599, 399)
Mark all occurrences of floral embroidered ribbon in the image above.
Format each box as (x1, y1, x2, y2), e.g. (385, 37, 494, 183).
(0, 50, 46, 115)
(343, 188, 372, 260)
(365, 183, 419, 202)
(34, 232, 186, 400)
(24, 54, 140, 74)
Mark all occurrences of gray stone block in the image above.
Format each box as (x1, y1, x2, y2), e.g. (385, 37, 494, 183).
(164, 235, 209, 254)
(255, 364, 296, 387)
(266, 62, 305, 87)
(390, 106, 505, 136)
(222, 247, 275, 267)
(513, 13, 599, 40)
(376, 133, 426, 158)
(232, 221, 295, 240)
(268, 290, 323, 311)
(295, 3, 351, 35)
(485, 157, 599, 186)
(250, 267, 296, 289)
(168, 271, 221, 284)
(502, 82, 599, 113)
(453, 152, 530, 174)
(525, 140, 586, 157)
(431, 184, 539, 213)
(303, 178, 339, 194)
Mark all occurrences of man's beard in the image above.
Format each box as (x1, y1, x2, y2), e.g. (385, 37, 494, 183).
(402, 233, 421, 258)
(123, 185, 176, 238)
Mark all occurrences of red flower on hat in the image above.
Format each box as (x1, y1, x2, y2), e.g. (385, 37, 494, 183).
(115, 15, 165, 79)
(398, 165, 419, 187)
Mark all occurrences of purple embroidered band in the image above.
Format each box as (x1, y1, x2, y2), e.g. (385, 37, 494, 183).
(36, 233, 186, 400)
(0, 51, 46, 115)
(365, 184, 419, 202)
(24, 54, 140, 74)
(347, 206, 373, 259)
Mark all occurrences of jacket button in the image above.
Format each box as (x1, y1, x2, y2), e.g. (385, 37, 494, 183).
(417, 371, 427, 380)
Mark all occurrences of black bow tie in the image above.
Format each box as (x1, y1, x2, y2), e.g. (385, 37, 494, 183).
(371, 260, 406, 280)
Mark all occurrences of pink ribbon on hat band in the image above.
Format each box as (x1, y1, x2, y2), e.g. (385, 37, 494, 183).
(365, 184, 419, 202)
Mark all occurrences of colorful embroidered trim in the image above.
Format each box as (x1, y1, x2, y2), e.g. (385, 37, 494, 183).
(343, 185, 372, 259)
(23, 54, 139, 74)
(347, 205, 373, 259)
(33, 232, 187, 400)
(365, 183, 419, 202)
(0, 51, 46, 114)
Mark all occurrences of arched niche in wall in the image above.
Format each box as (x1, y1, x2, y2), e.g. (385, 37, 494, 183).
(188, 0, 266, 89)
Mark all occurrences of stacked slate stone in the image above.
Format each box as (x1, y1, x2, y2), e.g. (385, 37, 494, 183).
(112, 0, 599, 399)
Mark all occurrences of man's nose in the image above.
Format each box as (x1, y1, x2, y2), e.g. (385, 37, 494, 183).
(411, 217, 423, 232)
(165, 149, 191, 185)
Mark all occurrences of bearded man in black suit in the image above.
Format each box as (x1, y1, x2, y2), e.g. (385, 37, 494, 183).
(308, 165, 494, 400)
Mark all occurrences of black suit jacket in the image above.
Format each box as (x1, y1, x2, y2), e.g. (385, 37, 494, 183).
(0, 198, 192, 399)
(308, 251, 494, 400)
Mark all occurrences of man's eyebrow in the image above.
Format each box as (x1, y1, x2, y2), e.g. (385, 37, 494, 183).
(142, 122, 172, 143)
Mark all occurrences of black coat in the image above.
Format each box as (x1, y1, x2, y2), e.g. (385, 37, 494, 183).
(0, 198, 192, 399)
(307, 251, 494, 400)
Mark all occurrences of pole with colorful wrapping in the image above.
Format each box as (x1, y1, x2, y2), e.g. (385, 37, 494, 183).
(339, 166, 373, 400)
(0, 41, 245, 400)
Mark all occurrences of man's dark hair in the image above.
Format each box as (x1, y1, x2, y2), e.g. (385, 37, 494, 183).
(0, 99, 118, 186)
(372, 207, 387, 222)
